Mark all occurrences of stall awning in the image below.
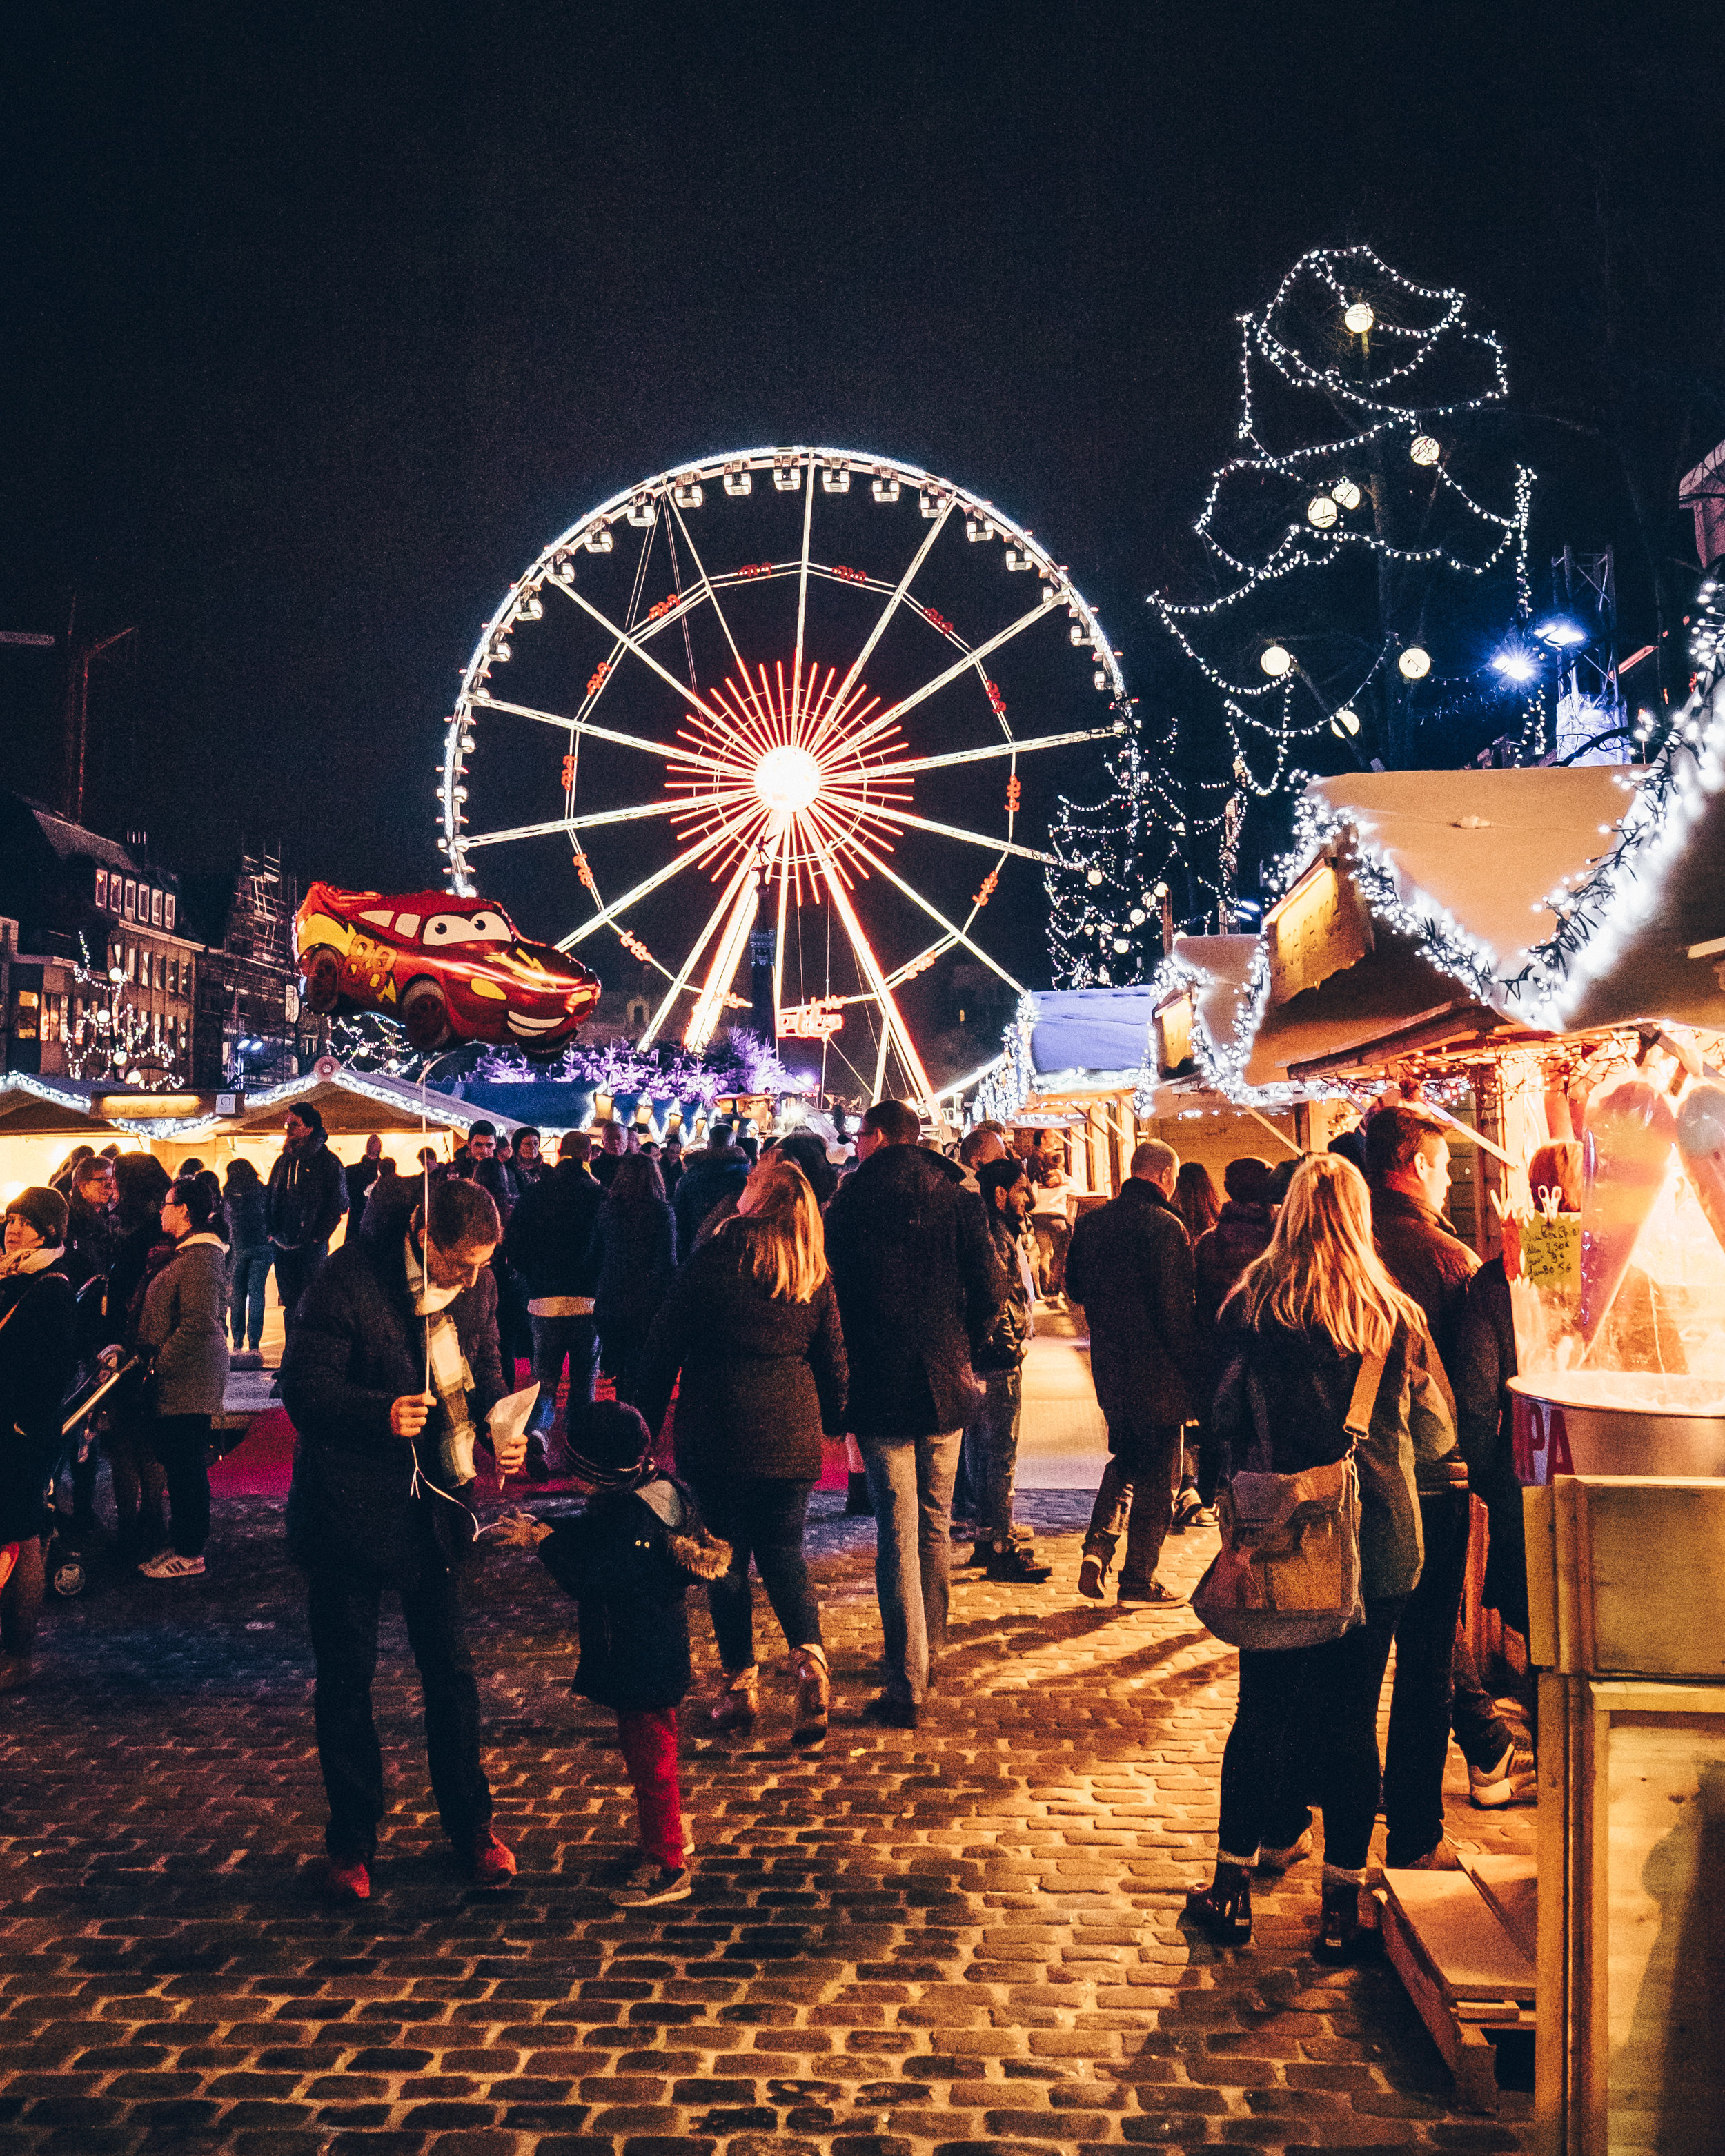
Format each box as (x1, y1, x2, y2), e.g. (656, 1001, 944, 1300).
(0, 1075, 121, 1136)
(178, 1067, 515, 1140)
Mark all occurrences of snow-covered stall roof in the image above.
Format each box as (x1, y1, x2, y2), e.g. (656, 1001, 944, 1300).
(976, 985, 1160, 1123)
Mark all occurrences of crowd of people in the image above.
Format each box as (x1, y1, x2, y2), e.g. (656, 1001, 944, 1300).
(0, 1088, 1536, 1939)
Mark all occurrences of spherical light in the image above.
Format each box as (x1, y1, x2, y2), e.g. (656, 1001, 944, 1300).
(1259, 643, 1294, 678)
(1398, 645, 1432, 680)
(753, 744, 822, 814)
(1332, 705, 1361, 737)
(1410, 435, 1441, 466)
(1343, 301, 1374, 335)
(1307, 495, 1338, 529)
(1129, 907, 1145, 924)
(1331, 479, 1361, 510)
(1086, 867, 1105, 887)
(1113, 938, 1131, 955)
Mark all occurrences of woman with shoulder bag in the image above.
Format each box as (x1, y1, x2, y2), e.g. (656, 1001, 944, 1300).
(1185, 1154, 1457, 1960)
(135, 1176, 231, 1580)
(0, 1189, 79, 1690)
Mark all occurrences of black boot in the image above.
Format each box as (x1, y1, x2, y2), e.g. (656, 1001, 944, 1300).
(845, 1472, 874, 1517)
(1314, 1877, 1366, 1964)
(1184, 1859, 1252, 1944)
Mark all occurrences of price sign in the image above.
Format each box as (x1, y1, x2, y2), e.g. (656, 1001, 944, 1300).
(778, 999, 843, 1041)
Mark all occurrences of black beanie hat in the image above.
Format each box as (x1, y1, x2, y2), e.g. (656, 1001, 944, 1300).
(562, 1399, 656, 1492)
(4, 1185, 69, 1245)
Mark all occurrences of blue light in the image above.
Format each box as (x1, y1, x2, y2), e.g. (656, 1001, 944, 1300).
(1491, 646, 1539, 684)
(1534, 613, 1589, 650)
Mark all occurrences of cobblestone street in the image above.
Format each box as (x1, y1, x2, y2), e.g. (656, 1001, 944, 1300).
(0, 1491, 1531, 2156)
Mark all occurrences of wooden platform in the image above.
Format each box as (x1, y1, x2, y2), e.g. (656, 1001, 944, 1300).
(1377, 1859, 1538, 2114)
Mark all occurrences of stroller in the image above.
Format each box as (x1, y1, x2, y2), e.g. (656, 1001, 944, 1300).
(43, 1271, 148, 1599)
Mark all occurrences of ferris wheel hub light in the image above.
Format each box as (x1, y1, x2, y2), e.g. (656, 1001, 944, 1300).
(753, 744, 824, 815)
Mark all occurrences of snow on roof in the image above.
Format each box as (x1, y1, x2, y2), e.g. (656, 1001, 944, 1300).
(1026, 985, 1160, 1085)
(1304, 765, 1645, 994)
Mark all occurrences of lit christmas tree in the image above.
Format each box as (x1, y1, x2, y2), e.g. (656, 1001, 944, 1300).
(1150, 245, 1537, 843)
(1045, 715, 1235, 986)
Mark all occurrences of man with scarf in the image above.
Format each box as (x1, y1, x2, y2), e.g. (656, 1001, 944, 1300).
(266, 1103, 347, 1330)
(280, 1175, 527, 1902)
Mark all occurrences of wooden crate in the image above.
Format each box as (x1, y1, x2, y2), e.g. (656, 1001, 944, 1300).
(1524, 1478, 1725, 2155)
(1377, 1865, 1537, 2113)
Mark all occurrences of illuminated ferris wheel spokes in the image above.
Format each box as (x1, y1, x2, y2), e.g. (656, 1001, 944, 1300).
(439, 447, 1130, 1106)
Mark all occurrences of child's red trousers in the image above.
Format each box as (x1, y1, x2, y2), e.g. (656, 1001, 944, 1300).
(615, 1708, 684, 1868)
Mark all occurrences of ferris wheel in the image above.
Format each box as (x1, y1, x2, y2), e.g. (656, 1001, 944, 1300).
(437, 446, 1127, 1106)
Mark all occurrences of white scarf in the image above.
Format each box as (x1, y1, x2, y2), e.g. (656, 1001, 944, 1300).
(403, 1236, 478, 1486)
(0, 1243, 66, 1282)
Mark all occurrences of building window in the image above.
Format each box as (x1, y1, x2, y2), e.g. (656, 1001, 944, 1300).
(94, 867, 108, 910)
(109, 938, 123, 973)
(151, 888, 163, 927)
(126, 945, 137, 982)
(124, 878, 136, 918)
(164, 893, 175, 932)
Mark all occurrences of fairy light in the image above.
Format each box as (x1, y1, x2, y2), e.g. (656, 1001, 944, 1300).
(1146, 244, 1536, 892)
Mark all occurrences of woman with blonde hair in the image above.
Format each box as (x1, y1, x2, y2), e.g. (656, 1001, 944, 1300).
(1184, 1153, 1457, 1960)
(633, 1156, 848, 1745)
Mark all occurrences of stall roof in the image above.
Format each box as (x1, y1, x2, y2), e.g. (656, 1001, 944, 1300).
(184, 1067, 515, 1140)
(1303, 764, 1644, 991)
(1026, 985, 1159, 1089)
(0, 1074, 119, 1136)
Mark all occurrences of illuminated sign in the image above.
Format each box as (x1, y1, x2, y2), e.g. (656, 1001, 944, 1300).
(96, 1094, 204, 1119)
(1265, 857, 1374, 1006)
(778, 998, 844, 1041)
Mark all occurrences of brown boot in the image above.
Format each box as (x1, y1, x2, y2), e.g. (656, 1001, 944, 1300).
(790, 1644, 829, 1746)
(709, 1666, 759, 1732)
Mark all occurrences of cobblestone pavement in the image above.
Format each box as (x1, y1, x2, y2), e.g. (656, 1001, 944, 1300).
(0, 1490, 1532, 2155)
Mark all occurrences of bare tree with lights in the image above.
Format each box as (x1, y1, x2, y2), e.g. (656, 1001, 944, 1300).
(1150, 244, 1536, 795)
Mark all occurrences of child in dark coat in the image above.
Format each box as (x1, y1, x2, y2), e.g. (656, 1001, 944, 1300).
(494, 1400, 728, 1905)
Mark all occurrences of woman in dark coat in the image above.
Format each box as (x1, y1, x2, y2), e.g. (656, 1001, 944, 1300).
(134, 1176, 231, 1580)
(224, 1158, 272, 1355)
(589, 1154, 677, 1405)
(0, 1189, 78, 1690)
(1185, 1154, 1455, 1961)
(633, 1155, 847, 1745)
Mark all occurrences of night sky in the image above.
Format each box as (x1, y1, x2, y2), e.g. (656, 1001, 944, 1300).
(6, 2, 1719, 999)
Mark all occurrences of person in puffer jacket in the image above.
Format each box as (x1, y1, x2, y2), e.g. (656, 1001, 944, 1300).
(494, 1400, 728, 1909)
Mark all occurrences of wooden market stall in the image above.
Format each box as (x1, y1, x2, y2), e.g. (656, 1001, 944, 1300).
(0, 1073, 151, 1205)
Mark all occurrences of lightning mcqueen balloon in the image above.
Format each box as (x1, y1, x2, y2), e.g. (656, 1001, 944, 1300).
(294, 884, 601, 1054)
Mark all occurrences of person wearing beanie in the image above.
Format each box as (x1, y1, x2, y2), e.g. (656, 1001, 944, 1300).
(493, 1400, 729, 1907)
(265, 1102, 347, 1334)
(0, 1189, 78, 1690)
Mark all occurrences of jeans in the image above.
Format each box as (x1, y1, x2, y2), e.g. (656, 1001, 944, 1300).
(306, 1526, 492, 1863)
(1032, 1214, 1070, 1294)
(599, 1321, 653, 1410)
(1451, 1619, 1517, 1772)
(273, 1243, 328, 1332)
(691, 1476, 822, 1672)
(1383, 1487, 1472, 1866)
(230, 1248, 271, 1350)
(147, 1414, 212, 1559)
(529, 1314, 599, 1432)
(861, 1427, 962, 1707)
(1083, 1418, 1183, 1583)
(964, 1367, 1024, 1545)
(617, 1707, 684, 1868)
(1217, 1596, 1406, 1872)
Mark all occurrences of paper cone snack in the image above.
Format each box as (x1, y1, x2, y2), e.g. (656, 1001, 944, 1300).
(1580, 1078, 1679, 1342)
(1677, 1082, 1725, 1261)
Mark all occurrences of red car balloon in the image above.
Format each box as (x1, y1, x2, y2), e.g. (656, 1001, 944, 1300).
(294, 883, 600, 1054)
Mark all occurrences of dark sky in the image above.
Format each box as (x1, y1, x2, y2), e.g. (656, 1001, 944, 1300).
(5, 1, 1719, 994)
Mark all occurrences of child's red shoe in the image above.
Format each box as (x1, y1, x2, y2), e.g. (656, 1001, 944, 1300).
(467, 1830, 517, 1888)
(326, 1858, 371, 1903)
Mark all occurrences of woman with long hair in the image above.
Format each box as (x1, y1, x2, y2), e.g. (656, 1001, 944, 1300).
(1174, 1159, 1223, 1245)
(133, 1176, 231, 1580)
(0, 1189, 77, 1691)
(633, 1156, 847, 1745)
(1185, 1154, 1456, 1960)
(589, 1153, 677, 1404)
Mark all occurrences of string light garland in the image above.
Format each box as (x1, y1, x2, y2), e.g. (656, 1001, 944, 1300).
(1146, 244, 1537, 899)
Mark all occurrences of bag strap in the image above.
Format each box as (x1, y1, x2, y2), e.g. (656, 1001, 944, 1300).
(1343, 1347, 1388, 1445)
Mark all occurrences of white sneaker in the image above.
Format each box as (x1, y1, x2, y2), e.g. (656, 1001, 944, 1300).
(139, 1552, 206, 1580)
(1468, 1741, 1537, 1808)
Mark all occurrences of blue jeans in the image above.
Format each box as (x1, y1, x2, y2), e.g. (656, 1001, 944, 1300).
(231, 1247, 271, 1351)
(529, 1314, 598, 1432)
(861, 1427, 962, 1707)
(963, 1367, 1023, 1545)
(1083, 1418, 1183, 1584)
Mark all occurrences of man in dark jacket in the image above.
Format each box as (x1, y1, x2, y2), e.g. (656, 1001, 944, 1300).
(1067, 1140, 1201, 1607)
(1366, 1102, 1508, 1863)
(346, 1135, 385, 1218)
(502, 1131, 604, 1476)
(279, 1175, 524, 1901)
(964, 1158, 1051, 1583)
(672, 1123, 750, 1252)
(824, 1100, 1007, 1725)
(266, 1104, 347, 1328)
